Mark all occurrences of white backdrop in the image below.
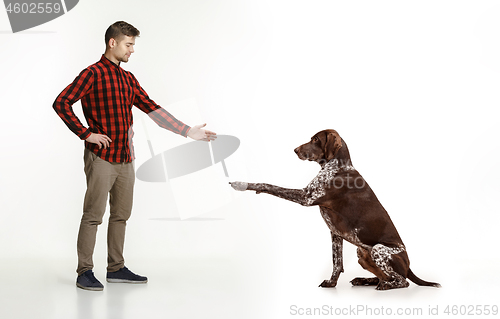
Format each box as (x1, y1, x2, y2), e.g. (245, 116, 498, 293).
(1, 1, 499, 318)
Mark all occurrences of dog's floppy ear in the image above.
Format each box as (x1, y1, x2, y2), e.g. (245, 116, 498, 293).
(325, 131, 342, 160)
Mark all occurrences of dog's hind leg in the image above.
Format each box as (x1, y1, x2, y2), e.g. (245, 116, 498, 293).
(370, 244, 410, 290)
(351, 247, 383, 286)
(352, 245, 410, 290)
(319, 233, 343, 288)
(350, 277, 379, 286)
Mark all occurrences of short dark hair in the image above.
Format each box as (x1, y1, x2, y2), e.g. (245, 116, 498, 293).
(105, 21, 140, 45)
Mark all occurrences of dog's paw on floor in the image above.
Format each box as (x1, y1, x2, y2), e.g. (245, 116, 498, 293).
(318, 279, 338, 288)
(350, 277, 379, 286)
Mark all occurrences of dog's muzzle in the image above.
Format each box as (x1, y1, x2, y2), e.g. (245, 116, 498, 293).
(294, 147, 306, 160)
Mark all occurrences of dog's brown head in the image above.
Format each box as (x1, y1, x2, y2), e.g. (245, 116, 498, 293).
(294, 129, 351, 165)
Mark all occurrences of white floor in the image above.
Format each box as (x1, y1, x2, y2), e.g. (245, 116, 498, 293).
(0, 256, 274, 319)
(1, 255, 498, 319)
(1, 196, 498, 319)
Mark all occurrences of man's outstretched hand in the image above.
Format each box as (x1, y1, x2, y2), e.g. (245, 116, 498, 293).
(187, 123, 217, 142)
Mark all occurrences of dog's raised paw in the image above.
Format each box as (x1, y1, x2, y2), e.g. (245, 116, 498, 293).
(229, 181, 248, 191)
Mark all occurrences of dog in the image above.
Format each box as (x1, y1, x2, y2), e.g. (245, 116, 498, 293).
(230, 129, 440, 290)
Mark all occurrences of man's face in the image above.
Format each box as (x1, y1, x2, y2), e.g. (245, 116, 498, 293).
(110, 35, 135, 63)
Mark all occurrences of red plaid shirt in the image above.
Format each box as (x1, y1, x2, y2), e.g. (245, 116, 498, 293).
(53, 55, 190, 163)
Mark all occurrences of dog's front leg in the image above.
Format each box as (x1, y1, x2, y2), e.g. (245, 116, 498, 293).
(319, 233, 344, 288)
(230, 182, 312, 206)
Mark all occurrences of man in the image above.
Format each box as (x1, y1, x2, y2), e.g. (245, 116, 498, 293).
(53, 21, 216, 291)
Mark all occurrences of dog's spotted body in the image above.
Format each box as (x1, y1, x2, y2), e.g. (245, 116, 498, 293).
(230, 129, 440, 290)
(305, 159, 355, 206)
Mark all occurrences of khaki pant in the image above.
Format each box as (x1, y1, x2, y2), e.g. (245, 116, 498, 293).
(77, 148, 135, 275)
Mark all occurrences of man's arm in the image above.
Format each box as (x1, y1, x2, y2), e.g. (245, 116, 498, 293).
(131, 74, 191, 137)
(53, 69, 94, 140)
(53, 69, 112, 149)
(131, 74, 216, 141)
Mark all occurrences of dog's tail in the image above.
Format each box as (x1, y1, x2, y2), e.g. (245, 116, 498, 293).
(407, 268, 441, 288)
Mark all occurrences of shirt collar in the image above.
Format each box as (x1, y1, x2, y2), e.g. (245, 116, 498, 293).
(100, 54, 121, 68)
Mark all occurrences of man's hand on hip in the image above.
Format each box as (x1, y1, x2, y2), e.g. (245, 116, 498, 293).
(86, 133, 112, 149)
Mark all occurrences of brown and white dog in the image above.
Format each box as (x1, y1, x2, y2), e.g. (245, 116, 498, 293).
(230, 129, 440, 290)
